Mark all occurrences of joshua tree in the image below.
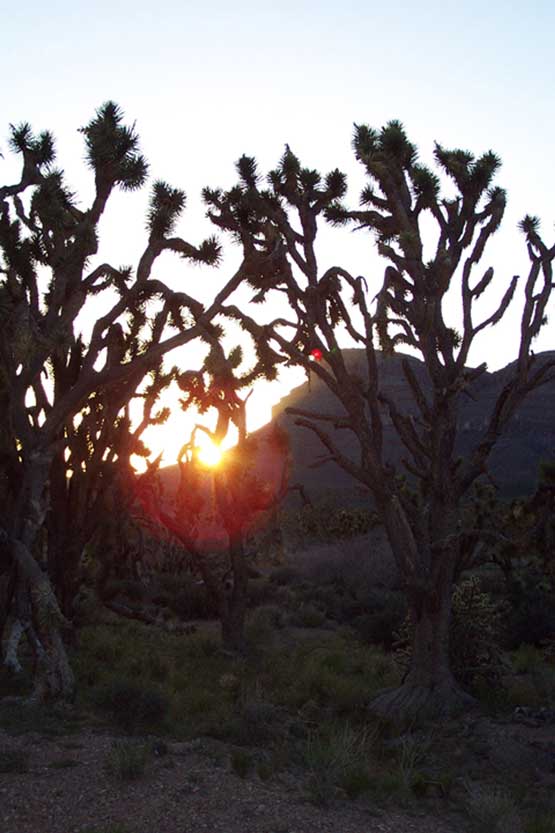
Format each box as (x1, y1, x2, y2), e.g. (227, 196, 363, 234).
(152, 339, 291, 651)
(0, 102, 242, 702)
(45, 361, 176, 620)
(204, 122, 555, 720)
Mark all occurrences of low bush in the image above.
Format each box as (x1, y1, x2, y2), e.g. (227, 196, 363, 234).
(463, 782, 522, 833)
(93, 678, 169, 732)
(290, 502, 377, 543)
(101, 578, 147, 603)
(524, 809, 555, 833)
(512, 644, 545, 674)
(104, 740, 148, 780)
(247, 578, 278, 608)
(230, 748, 253, 778)
(394, 576, 508, 689)
(170, 577, 218, 621)
(302, 723, 374, 806)
(0, 747, 30, 773)
(504, 574, 555, 649)
(268, 565, 300, 586)
(245, 605, 285, 648)
(294, 604, 326, 629)
(353, 590, 408, 649)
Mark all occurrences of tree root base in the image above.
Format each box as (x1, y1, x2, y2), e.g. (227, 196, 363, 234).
(369, 681, 477, 728)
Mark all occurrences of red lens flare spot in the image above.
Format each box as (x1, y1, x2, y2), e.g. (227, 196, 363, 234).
(309, 348, 323, 361)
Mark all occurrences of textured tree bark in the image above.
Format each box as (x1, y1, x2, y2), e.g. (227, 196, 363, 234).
(3, 618, 24, 673)
(369, 581, 476, 725)
(2, 453, 76, 703)
(368, 495, 477, 725)
(220, 537, 248, 653)
(9, 538, 75, 703)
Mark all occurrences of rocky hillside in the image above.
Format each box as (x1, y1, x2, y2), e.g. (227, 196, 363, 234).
(158, 350, 554, 508)
(258, 349, 555, 504)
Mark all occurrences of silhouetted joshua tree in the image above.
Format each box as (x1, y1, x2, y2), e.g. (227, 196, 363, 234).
(152, 338, 290, 652)
(0, 102, 241, 702)
(204, 121, 555, 721)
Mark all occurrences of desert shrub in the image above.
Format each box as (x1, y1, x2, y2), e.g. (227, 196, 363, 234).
(524, 809, 555, 833)
(101, 578, 147, 603)
(296, 533, 399, 600)
(269, 565, 300, 586)
(463, 782, 522, 833)
(293, 501, 377, 543)
(170, 576, 218, 620)
(104, 740, 148, 780)
(294, 603, 326, 629)
(302, 723, 374, 806)
(353, 590, 408, 649)
(512, 644, 545, 674)
(93, 678, 169, 732)
(145, 652, 171, 682)
(504, 571, 555, 648)
(230, 748, 253, 778)
(246, 605, 286, 647)
(247, 578, 277, 608)
(0, 747, 30, 773)
(395, 576, 508, 688)
(279, 641, 399, 716)
(226, 700, 281, 745)
(339, 764, 373, 799)
(181, 634, 220, 658)
(530, 665, 555, 706)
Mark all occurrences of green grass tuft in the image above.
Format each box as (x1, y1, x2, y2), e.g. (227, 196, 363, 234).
(104, 740, 148, 781)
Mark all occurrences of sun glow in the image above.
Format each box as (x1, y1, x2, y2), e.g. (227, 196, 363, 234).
(196, 437, 223, 468)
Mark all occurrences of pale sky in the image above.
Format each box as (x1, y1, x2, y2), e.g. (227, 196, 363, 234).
(2, 0, 554, 466)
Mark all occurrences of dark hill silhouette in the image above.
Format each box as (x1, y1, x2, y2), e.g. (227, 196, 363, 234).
(158, 350, 555, 507)
(263, 349, 555, 504)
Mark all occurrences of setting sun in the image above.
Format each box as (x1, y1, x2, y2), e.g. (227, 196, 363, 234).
(196, 437, 223, 468)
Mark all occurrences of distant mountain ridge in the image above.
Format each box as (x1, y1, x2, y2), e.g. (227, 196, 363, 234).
(258, 349, 555, 503)
(158, 350, 554, 507)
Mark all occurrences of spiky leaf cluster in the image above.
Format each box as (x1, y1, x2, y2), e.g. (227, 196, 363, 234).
(147, 181, 186, 238)
(79, 101, 148, 191)
(9, 122, 55, 169)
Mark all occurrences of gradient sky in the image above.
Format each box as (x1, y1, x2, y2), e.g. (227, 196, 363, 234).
(2, 0, 554, 465)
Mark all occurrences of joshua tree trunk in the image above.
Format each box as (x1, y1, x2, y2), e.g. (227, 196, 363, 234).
(368, 498, 476, 725)
(370, 589, 476, 724)
(2, 453, 75, 703)
(220, 537, 248, 653)
(5, 537, 75, 703)
(47, 537, 83, 620)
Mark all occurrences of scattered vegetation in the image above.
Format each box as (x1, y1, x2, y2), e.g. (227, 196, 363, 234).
(92, 677, 170, 732)
(0, 747, 30, 773)
(394, 576, 509, 690)
(230, 748, 254, 778)
(104, 740, 149, 781)
(462, 781, 523, 833)
(302, 723, 374, 806)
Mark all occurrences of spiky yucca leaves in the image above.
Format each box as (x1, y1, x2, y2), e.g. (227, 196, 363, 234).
(79, 100, 148, 192)
(204, 120, 555, 722)
(30, 171, 81, 236)
(0, 103, 241, 702)
(203, 145, 347, 300)
(8, 122, 55, 183)
(147, 181, 221, 264)
(328, 121, 506, 246)
(147, 181, 186, 238)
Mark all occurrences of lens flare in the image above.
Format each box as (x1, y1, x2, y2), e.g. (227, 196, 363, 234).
(196, 437, 223, 467)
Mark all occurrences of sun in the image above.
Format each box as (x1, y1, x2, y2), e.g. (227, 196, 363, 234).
(196, 437, 223, 468)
